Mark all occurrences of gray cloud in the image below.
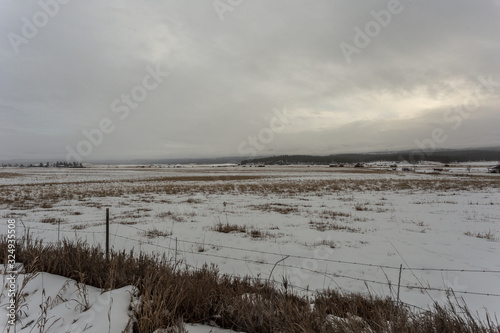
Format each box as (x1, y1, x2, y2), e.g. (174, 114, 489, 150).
(1, 0, 499, 162)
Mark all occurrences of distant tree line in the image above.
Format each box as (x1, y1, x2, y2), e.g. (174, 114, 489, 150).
(241, 149, 500, 165)
(1, 161, 84, 168)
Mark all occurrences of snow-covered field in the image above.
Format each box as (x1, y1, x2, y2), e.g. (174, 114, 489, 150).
(1, 163, 500, 331)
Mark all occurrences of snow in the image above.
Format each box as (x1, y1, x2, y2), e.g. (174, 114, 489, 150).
(182, 324, 244, 333)
(153, 324, 245, 333)
(1, 163, 499, 330)
(0, 267, 242, 333)
(0, 266, 137, 333)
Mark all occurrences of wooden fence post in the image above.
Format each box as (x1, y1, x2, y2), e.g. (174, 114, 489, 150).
(397, 264, 403, 307)
(57, 219, 61, 246)
(106, 208, 109, 261)
(175, 237, 178, 265)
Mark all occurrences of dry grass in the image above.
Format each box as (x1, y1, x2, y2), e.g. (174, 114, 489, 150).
(2, 174, 500, 210)
(319, 210, 351, 219)
(118, 220, 139, 225)
(157, 211, 187, 223)
(0, 172, 22, 178)
(212, 222, 247, 234)
(249, 203, 300, 215)
(142, 228, 172, 239)
(1, 237, 498, 333)
(184, 197, 203, 204)
(40, 217, 66, 224)
(247, 228, 281, 240)
(248, 229, 264, 238)
(464, 230, 498, 241)
(309, 220, 361, 233)
(355, 204, 371, 211)
(313, 239, 337, 248)
(71, 224, 87, 230)
(210, 223, 280, 240)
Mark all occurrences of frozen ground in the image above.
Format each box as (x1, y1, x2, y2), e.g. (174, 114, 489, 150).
(1, 163, 500, 330)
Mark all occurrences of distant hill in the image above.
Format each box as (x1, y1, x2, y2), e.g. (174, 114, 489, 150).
(241, 147, 500, 165)
(3, 147, 499, 166)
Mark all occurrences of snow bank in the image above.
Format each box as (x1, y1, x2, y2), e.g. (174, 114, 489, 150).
(0, 269, 137, 333)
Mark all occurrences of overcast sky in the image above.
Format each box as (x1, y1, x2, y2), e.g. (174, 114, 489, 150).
(1, 0, 499, 162)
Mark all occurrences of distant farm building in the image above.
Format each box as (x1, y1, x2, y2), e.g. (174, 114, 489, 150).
(488, 163, 500, 173)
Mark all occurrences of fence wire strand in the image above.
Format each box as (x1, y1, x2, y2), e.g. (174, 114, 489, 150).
(8, 219, 500, 300)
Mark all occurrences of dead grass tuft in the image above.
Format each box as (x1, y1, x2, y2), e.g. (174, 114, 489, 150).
(319, 210, 351, 219)
(313, 239, 337, 248)
(464, 230, 498, 241)
(40, 217, 66, 224)
(246, 228, 280, 240)
(157, 211, 187, 223)
(354, 204, 371, 212)
(212, 222, 247, 234)
(72, 224, 87, 230)
(185, 197, 203, 204)
(249, 203, 300, 215)
(142, 228, 172, 239)
(309, 221, 361, 233)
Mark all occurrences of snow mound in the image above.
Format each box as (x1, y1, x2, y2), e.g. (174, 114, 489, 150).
(1, 270, 137, 333)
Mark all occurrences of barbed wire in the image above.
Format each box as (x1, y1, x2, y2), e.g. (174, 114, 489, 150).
(398, 285, 500, 298)
(106, 231, 389, 291)
(7, 221, 500, 299)
(117, 223, 500, 274)
(9, 221, 500, 274)
(107, 230, 500, 298)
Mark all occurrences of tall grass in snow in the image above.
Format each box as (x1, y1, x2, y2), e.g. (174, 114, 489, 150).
(1, 237, 499, 333)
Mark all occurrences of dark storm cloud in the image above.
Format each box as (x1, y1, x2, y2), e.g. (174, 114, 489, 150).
(1, 0, 499, 161)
